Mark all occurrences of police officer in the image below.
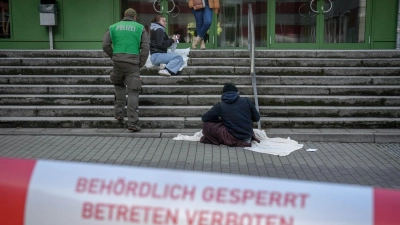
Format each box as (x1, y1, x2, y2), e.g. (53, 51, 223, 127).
(102, 8, 150, 132)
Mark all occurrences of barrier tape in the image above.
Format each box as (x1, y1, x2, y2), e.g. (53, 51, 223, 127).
(1, 157, 399, 225)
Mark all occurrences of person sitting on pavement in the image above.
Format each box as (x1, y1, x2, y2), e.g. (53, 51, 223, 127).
(149, 15, 183, 77)
(201, 83, 261, 147)
(102, 8, 149, 132)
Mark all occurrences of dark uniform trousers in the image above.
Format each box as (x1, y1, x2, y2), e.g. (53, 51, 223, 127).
(110, 61, 142, 125)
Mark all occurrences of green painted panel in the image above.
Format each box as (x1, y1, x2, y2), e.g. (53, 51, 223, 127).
(7, 0, 49, 41)
(52, 0, 64, 42)
(0, 41, 107, 50)
(54, 41, 103, 49)
(373, 0, 397, 41)
(0, 0, 118, 49)
(61, 0, 113, 41)
(373, 41, 396, 49)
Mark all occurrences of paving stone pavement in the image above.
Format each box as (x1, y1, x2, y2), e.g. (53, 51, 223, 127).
(0, 135, 399, 190)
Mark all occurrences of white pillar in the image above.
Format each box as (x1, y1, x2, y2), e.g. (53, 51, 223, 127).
(49, 26, 54, 50)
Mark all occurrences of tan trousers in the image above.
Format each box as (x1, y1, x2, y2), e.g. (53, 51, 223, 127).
(110, 61, 141, 125)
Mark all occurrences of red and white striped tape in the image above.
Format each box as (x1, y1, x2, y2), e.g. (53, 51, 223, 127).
(1, 157, 399, 225)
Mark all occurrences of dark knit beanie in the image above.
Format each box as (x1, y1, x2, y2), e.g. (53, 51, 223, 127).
(223, 83, 238, 93)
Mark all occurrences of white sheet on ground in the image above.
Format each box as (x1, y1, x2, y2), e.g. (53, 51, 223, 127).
(173, 129, 304, 156)
(144, 48, 190, 71)
(173, 130, 203, 141)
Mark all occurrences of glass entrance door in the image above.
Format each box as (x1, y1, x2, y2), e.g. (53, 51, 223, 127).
(320, 0, 370, 49)
(270, 0, 371, 49)
(217, 0, 268, 48)
(161, 0, 194, 49)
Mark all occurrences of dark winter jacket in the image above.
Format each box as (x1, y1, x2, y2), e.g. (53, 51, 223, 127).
(202, 91, 260, 141)
(150, 23, 174, 54)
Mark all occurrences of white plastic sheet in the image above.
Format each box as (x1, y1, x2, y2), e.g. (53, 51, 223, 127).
(173, 129, 304, 156)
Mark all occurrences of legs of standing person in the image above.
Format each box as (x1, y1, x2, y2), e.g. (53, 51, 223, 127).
(151, 53, 183, 75)
(110, 61, 142, 131)
(198, 6, 213, 39)
(191, 8, 203, 49)
(110, 65, 126, 121)
(113, 84, 126, 120)
(191, 4, 213, 49)
(124, 67, 141, 131)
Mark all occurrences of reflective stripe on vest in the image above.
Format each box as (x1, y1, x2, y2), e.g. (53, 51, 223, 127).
(109, 21, 144, 55)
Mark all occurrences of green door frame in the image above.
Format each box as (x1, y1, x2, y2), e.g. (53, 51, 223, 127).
(269, 0, 319, 49)
(269, 0, 373, 49)
(154, 0, 373, 50)
(319, 0, 372, 49)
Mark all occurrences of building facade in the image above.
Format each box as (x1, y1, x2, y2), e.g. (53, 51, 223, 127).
(0, 0, 398, 50)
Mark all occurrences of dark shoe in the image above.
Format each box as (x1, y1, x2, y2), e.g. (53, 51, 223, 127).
(128, 124, 141, 132)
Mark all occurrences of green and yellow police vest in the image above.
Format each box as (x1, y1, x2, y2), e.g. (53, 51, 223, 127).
(109, 21, 144, 55)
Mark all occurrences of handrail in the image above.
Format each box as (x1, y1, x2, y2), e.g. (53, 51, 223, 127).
(248, 4, 261, 129)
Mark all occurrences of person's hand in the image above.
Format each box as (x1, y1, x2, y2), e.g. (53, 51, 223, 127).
(172, 35, 178, 42)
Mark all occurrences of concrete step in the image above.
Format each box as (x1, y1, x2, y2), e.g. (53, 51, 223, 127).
(1, 85, 399, 95)
(1, 105, 399, 118)
(2, 66, 400, 76)
(2, 95, 399, 106)
(273, 95, 400, 106)
(1, 49, 398, 130)
(137, 85, 400, 96)
(0, 117, 187, 128)
(0, 66, 113, 75)
(233, 67, 400, 76)
(2, 75, 400, 85)
(0, 106, 206, 117)
(2, 50, 400, 59)
(189, 50, 400, 59)
(260, 106, 400, 117)
(0, 58, 112, 66)
(1, 116, 399, 129)
(0, 50, 107, 58)
(189, 58, 400, 67)
(0, 95, 190, 106)
(1, 75, 113, 85)
(0, 75, 277, 85)
(2, 57, 400, 67)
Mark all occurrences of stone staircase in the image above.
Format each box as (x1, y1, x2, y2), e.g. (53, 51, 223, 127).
(0, 50, 399, 129)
